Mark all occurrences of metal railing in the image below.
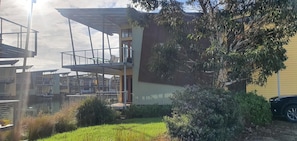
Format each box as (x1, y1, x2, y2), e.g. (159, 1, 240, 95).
(0, 17, 38, 55)
(66, 91, 120, 104)
(61, 47, 133, 66)
(0, 100, 19, 131)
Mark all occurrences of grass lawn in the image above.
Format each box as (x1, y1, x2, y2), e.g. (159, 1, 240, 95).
(39, 118, 167, 141)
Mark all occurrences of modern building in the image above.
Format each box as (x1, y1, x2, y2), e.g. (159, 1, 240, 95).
(16, 69, 59, 96)
(57, 7, 297, 105)
(0, 17, 38, 130)
(59, 72, 70, 95)
(57, 8, 196, 105)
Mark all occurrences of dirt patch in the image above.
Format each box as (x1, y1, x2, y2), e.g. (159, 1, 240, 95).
(236, 119, 297, 141)
(155, 119, 297, 141)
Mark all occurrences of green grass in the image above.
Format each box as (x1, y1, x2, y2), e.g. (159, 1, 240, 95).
(39, 118, 167, 141)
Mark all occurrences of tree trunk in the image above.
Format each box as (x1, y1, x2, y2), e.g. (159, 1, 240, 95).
(216, 67, 228, 88)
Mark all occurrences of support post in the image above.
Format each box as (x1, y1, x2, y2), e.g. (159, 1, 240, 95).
(124, 47, 127, 109)
(277, 72, 281, 97)
(68, 19, 80, 94)
(88, 27, 100, 93)
(101, 17, 105, 92)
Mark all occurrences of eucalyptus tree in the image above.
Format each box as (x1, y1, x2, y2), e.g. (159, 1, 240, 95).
(132, 0, 297, 88)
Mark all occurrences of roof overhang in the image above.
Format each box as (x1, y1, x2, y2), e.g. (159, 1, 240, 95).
(29, 69, 58, 73)
(0, 65, 33, 70)
(0, 60, 19, 65)
(0, 44, 35, 58)
(57, 8, 142, 35)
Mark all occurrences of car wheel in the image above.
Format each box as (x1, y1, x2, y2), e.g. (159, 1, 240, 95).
(285, 105, 297, 122)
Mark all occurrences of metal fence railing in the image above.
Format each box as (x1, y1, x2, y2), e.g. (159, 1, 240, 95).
(61, 47, 133, 66)
(0, 17, 38, 55)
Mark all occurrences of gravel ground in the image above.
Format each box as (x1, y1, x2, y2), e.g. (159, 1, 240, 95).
(235, 119, 297, 141)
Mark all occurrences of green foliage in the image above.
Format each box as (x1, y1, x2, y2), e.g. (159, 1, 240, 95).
(164, 86, 243, 141)
(26, 115, 55, 141)
(132, 0, 297, 87)
(149, 41, 180, 79)
(123, 104, 172, 118)
(54, 118, 77, 133)
(76, 98, 116, 127)
(235, 92, 272, 126)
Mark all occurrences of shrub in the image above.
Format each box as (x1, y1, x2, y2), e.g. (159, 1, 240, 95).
(123, 104, 172, 119)
(20, 102, 81, 140)
(54, 101, 80, 133)
(26, 114, 55, 141)
(54, 117, 77, 133)
(164, 85, 243, 141)
(76, 98, 116, 127)
(235, 91, 272, 126)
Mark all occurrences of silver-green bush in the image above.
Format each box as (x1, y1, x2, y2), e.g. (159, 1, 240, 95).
(164, 86, 243, 141)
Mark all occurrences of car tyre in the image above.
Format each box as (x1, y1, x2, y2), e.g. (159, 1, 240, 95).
(285, 105, 297, 122)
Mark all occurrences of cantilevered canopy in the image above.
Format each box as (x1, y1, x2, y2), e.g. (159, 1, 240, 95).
(28, 69, 58, 73)
(57, 8, 141, 35)
(0, 44, 35, 58)
(14, 65, 33, 70)
(0, 60, 19, 65)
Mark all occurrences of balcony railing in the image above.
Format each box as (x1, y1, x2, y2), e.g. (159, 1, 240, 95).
(0, 100, 19, 131)
(0, 17, 38, 54)
(61, 47, 133, 67)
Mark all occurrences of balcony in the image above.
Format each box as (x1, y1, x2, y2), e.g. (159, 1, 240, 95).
(61, 47, 133, 74)
(0, 17, 38, 58)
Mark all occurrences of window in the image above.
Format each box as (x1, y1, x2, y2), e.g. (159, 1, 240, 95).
(121, 29, 132, 38)
(0, 84, 5, 94)
(122, 41, 133, 59)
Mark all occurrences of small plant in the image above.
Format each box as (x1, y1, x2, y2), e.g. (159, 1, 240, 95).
(164, 85, 243, 141)
(235, 91, 272, 126)
(76, 98, 116, 127)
